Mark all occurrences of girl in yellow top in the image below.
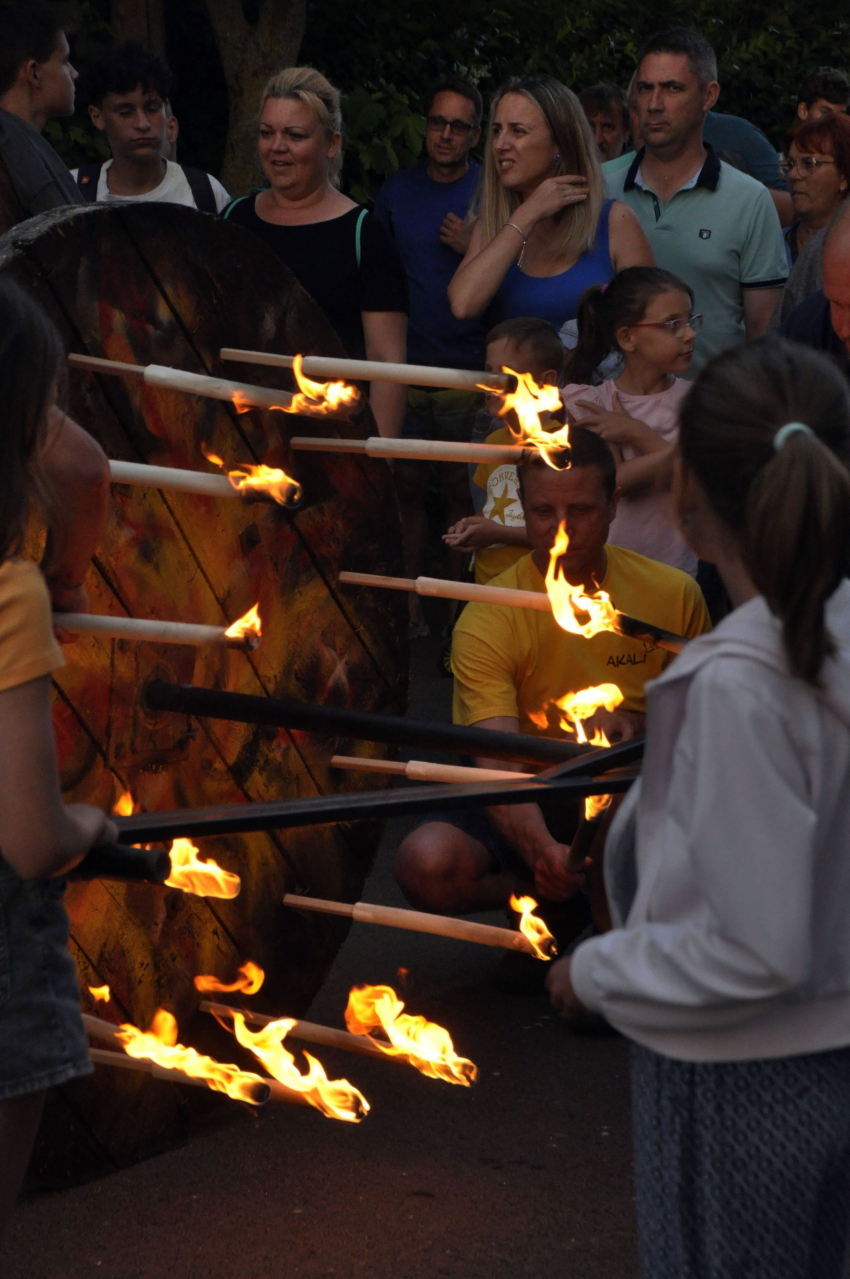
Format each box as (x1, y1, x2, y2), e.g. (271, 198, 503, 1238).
(0, 282, 117, 1242)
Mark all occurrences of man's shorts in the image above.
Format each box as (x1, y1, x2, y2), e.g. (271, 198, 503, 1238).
(401, 387, 483, 443)
(411, 797, 581, 879)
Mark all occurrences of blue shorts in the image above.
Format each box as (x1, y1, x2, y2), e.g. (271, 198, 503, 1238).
(0, 862, 92, 1100)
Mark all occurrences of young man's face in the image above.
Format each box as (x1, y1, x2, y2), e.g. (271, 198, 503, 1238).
(583, 106, 629, 161)
(89, 85, 168, 162)
(798, 97, 848, 121)
(635, 52, 718, 157)
(35, 30, 77, 118)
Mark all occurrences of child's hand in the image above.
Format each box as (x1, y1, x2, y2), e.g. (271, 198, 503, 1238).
(443, 515, 506, 551)
(574, 390, 645, 446)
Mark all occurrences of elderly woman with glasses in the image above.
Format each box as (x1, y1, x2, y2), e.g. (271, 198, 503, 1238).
(782, 113, 850, 265)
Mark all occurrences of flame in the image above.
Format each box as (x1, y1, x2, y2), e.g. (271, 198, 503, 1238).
(495, 368, 570, 469)
(290, 354, 359, 416)
(344, 985, 477, 1087)
(113, 788, 135, 817)
(230, 393, 254, 415)
(585, 793, 613, 821)
(89, 984, 111, 1003)
(224, 603, 262, 642)
(194, 962, 265, 996)
(508, 894, 557, 960)
(552, 683, 623, 743)
(117, 1009, 269, 1104)
(545, 521, 621, 639)
(202, 442, 301, 506)
(164, 838, 241, 899)
(588, 726, 612, 748)
(227, 1012, 369, 1122)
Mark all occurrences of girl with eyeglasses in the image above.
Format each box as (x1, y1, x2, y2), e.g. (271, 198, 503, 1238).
(559, 266, 701, 576)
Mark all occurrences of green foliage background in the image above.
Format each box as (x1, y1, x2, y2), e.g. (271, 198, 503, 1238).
(51, 0, 850, 203)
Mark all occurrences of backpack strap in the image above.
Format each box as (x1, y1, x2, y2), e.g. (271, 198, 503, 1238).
(76, 162, 103, 203)
(222, 191, 260, 219)
(180, 165, 217, 214)
(355, 207, 367, 268)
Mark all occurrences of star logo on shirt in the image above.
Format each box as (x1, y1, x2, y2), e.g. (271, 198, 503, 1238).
(488, 483, 519, 524)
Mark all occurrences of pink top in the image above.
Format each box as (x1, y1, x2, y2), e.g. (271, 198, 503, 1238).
(561, 376, 698, 577)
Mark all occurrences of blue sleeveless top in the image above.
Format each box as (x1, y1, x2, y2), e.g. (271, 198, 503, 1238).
(490, 199, 615, 329)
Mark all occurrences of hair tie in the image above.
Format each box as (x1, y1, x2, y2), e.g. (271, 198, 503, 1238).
(773, 421, 814, 451)
(600, 283, 609, 294)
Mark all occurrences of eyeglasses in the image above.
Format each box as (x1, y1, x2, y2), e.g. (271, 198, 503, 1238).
(780, 155, 837, 177)
(632, 314, 702, 337)
(425, 115, 475, 137)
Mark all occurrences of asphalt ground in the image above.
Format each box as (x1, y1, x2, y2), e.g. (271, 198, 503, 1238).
(3, 616, 640, 1279)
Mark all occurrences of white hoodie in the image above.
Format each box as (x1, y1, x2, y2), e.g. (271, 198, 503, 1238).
(571, 581, 850, 1062)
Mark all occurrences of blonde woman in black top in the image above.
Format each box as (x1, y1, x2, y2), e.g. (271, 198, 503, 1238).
(225, 66, 409, 437)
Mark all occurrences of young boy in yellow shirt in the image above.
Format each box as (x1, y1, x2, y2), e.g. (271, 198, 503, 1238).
(443, 317, 564, 584)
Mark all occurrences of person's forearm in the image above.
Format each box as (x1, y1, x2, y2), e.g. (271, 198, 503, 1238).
(449, 224, 529, 320)
(369, 380, 406, 438)
(39, 409, 109, 591)
(479, 799, 553, 871)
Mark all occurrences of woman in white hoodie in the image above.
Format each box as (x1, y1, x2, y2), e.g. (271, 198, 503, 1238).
(547, 336, 850, 1278)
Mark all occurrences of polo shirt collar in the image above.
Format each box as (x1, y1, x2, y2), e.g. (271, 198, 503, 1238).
(624, 142, 721, 194)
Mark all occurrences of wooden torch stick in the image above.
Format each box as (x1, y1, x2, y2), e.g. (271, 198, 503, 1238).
(338, 571, 687, 655)
(289, 435, 548, 467)
(53, 612, 259, 650)
(67, 353, 356, 420)
(221, 347, 512, 394)
(199, 1001, 392, 1062)
(331, 754, 533, 784)
(110, 459, 259, 501)
(283, 893, 537, 955)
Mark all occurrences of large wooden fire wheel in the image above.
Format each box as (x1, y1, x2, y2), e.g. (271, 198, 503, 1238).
(0, 203, 408, 1182)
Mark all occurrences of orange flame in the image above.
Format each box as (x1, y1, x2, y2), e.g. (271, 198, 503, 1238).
(224, 603, 262, 644)
(545, 521, 621, 638)
(164, 838, 241, 899)
(585, 793, 613, 821)
(552, 683, 623, 743)
(230, 392, 254, 415)
(508, 894, 557, 960)
(290, 354, 359, 416)
(194, 962, 265, 996)
(227, 1012, 369, 1122)
(495, 368, 570, 469)
(202, 442, 301, 506)
(113, 788, 135, 817)
(117, 1009, 269, 1103)
(89, 984, 111, 1003)
(344, 985, 477, 1086)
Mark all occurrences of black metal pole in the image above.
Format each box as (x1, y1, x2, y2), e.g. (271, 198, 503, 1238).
(144, 681, 591, 766)
(68, 844, 171, 883)
(114, 773, 634, 845)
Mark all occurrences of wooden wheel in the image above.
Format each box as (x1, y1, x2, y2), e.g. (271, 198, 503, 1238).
(0, 203, 408, 1182)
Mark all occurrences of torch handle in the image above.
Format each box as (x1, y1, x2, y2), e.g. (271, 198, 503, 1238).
(69, 844, 171, 884)
(565, 816, 605, 874)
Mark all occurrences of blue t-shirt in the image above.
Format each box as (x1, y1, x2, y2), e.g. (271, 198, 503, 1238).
(374, 161, 486, 369)
(489, 199, 614, 330)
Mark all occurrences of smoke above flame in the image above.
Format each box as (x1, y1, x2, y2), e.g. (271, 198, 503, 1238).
(194, 962, 265, 996)
(344, 984, 477, 1086)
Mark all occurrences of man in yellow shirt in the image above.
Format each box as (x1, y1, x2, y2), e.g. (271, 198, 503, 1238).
(396, 429, 710, 949)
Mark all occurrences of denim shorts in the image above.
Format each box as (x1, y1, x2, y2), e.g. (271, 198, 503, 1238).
(401, 387, 483, 443)
(0, 861, 92, 1100)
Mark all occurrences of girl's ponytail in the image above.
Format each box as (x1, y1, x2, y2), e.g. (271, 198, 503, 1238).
(569, 284, 609, 383)
(568, 266, 694, 385)
(680, 338, 850, 686)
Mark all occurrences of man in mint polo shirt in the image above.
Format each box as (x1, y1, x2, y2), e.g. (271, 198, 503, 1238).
(605, 28, 787, 370)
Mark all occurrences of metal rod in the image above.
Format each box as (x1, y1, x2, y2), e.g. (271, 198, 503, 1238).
(220, 347, 512, 393)
(143, 680, 590, 766)
(113, 773, 633, 845)
(54, 613, 258, 650)
(339, 572, 687, 655)
(200, 1001, 392, 1062)
(69, 844, 171, 883)
(67, 353, 357, 421)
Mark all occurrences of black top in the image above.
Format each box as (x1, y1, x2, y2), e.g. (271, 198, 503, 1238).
(781, 288, 850, 378)
(223, 196, 409, 359)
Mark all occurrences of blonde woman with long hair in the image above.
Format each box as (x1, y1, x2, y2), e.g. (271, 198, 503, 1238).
(449, 76, 652, 328)
(224, 66, 409, 437)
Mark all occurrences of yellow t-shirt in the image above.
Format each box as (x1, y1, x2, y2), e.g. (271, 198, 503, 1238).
(451, 547, 710, 733)
(471, 425, 529, 585)
(0, 559, 65, 693)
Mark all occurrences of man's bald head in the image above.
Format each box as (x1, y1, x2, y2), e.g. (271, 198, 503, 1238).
(823, 203, 850, 355)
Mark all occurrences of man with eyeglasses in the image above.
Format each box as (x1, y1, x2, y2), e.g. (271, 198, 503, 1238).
(604, 27, 788, 370)
(375, 76, 489, 645)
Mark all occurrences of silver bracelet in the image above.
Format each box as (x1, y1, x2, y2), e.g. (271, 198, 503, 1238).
(506, 221, 527, 267)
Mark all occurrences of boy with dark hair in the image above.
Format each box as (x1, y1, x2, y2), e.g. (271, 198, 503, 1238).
(797, 66, 850, 121)
(0, 0, 82, 235)
(580, 83, 630, 162)
(73, 41, 228, 212)
(445, 317, 564, 584)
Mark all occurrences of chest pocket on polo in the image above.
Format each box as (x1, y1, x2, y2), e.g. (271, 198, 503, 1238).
(699, 229, 712, 239)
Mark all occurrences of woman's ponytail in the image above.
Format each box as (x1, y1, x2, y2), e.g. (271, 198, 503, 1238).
(679, 338, 850, 686)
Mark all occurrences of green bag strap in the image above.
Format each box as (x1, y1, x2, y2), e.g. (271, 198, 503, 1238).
(355, 207, 367, 268)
